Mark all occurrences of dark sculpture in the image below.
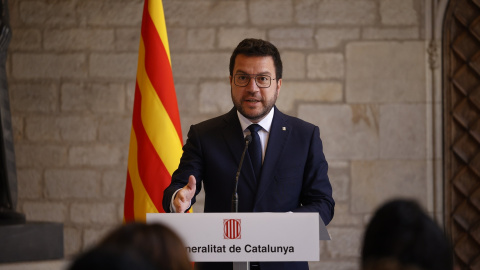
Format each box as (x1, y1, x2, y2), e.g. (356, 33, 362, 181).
(0, 1, 62, 263)
(0, 0, 25, 225)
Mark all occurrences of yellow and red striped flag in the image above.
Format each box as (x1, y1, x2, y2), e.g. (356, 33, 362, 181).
(124, 0, 183, 222)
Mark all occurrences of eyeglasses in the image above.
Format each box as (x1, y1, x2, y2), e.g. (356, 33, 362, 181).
(233, 74, 276, 88)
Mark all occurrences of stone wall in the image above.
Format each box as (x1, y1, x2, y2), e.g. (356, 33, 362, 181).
(6, 0, 435, 269)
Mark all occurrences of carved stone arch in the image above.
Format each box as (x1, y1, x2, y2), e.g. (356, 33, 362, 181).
(443, 0, 480, 268)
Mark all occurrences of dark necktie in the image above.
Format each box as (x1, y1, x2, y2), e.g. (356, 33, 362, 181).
(248, 124, 262, 180)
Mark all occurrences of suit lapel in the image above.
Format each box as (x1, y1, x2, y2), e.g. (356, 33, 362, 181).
(222, 108, 244, 164)
(255, 107, 290, 205)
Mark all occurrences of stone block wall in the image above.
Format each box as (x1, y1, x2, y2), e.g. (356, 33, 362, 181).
(6, 0, 434, 269)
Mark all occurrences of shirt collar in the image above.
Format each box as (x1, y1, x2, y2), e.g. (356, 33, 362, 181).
(237, 108, 274, 133)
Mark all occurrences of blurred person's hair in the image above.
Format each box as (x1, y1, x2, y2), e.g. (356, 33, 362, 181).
(69, 245, 157, 270)
(361, 199, 453, 270)
(70, 222, 191, 270)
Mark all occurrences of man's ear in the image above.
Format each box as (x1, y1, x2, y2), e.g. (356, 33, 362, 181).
(276, 78, 282, 94)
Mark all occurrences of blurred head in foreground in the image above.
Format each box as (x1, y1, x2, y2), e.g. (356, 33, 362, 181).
(69, 222, 191, 270)
(361, 199, 453, 270)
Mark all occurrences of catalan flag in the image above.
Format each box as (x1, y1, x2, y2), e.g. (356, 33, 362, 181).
(124, 0, 183, 222)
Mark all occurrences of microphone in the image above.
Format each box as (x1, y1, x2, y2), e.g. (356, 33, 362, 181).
(232, 135, 252, 213)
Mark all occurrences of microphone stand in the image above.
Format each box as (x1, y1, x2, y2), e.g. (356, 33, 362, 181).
(232, 135, 251, 270)
(231, 135, 251, 213)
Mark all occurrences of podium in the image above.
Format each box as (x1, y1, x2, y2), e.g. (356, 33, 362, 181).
(147, 213, 329, 269)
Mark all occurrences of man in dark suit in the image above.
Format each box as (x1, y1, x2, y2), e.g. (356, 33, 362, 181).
(163, 38, 334, 270)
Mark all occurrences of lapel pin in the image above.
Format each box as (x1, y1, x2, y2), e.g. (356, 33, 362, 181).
(282, 127, 286, 131)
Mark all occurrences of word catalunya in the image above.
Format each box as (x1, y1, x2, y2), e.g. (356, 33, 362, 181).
(186, 244, 294, 255)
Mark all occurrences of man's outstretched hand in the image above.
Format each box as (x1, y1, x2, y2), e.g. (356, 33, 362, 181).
(173, 175, 196, 213)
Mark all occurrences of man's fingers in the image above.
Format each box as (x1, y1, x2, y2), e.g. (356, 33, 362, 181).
(174, 191, 189, 213)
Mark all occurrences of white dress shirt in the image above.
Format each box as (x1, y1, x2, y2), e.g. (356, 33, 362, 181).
(237, 109, 274, 163)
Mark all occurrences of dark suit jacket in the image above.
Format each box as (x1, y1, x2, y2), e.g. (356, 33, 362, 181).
(163, 106, 334, 270)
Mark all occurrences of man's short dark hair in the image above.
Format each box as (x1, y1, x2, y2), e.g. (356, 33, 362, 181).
(229, 38, 283, 80)
(361, 199, 453, 270)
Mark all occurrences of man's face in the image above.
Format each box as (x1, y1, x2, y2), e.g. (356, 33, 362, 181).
(230, 55, 282, 123)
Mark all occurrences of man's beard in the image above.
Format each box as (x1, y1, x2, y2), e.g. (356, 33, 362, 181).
(231, 88, 277, 122)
